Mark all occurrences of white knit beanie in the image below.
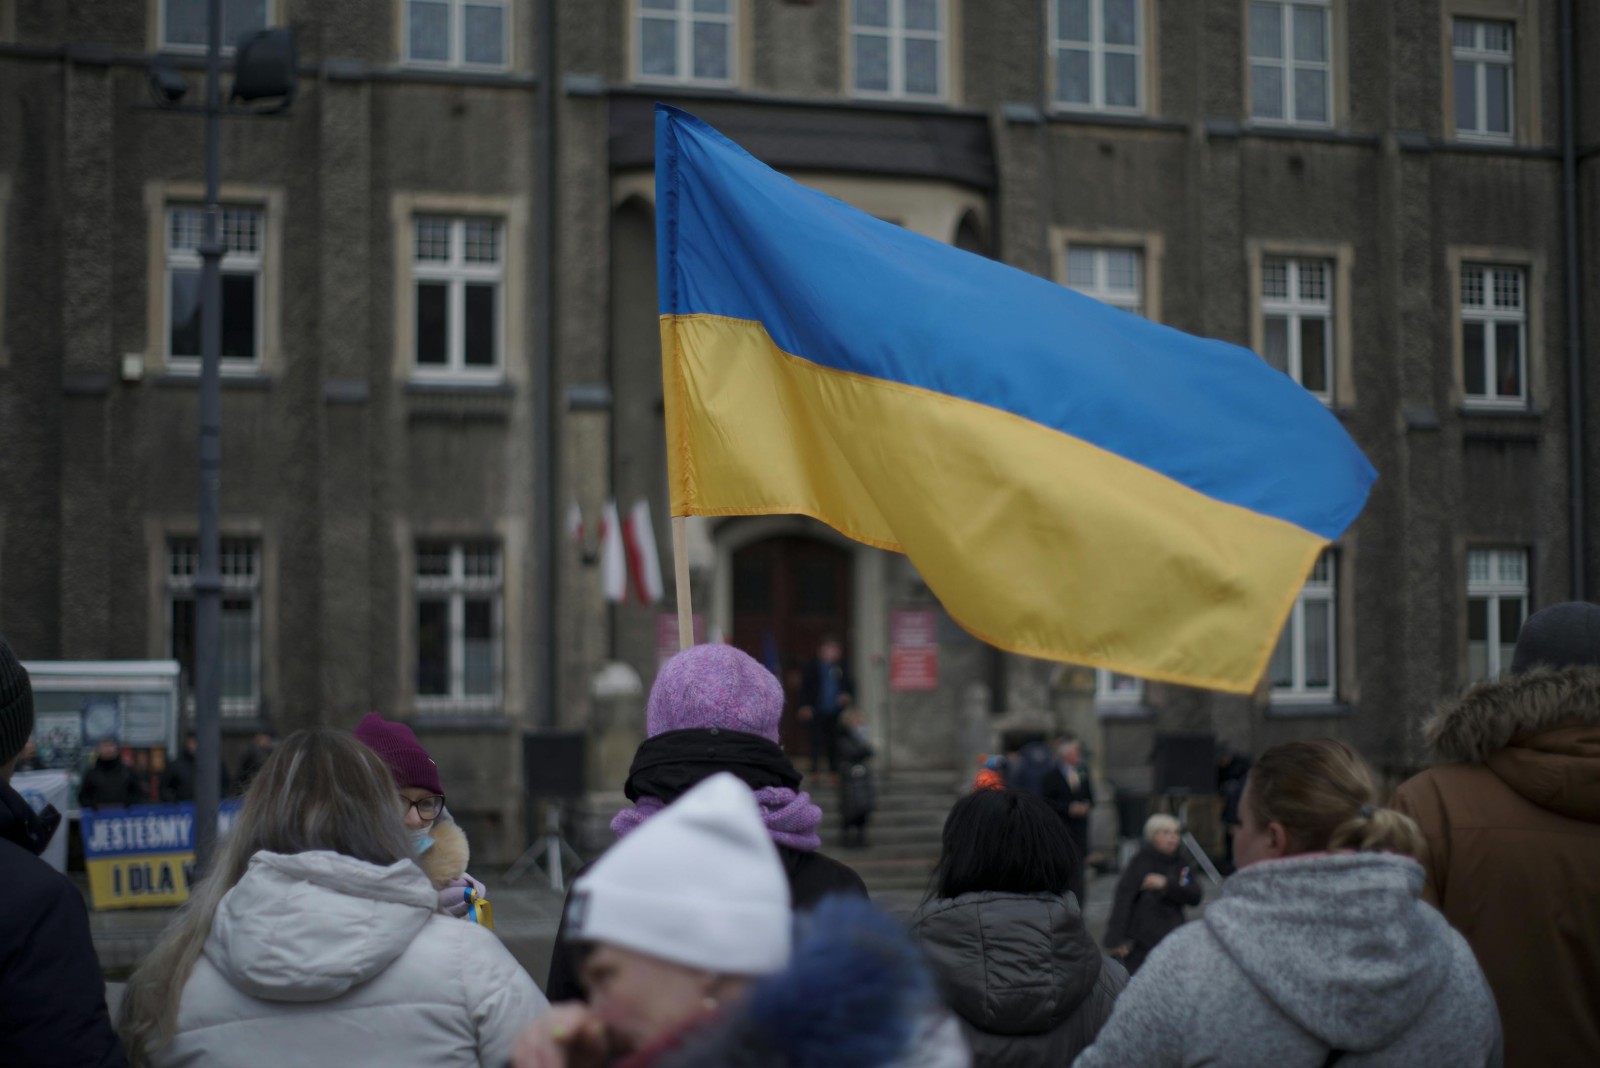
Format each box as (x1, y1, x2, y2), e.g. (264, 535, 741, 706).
(568, 772, 792, 976)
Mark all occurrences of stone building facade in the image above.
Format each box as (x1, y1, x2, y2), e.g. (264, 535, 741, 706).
(1, 0, 1596, 860)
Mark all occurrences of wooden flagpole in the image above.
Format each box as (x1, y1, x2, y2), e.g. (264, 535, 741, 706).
(672, 516, 694, 650)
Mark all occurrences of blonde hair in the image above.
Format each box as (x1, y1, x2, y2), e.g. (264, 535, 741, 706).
(1247, 738, 1424, 859)
(1143, 813, 1180, 842)
(118, 728, 413, 1066)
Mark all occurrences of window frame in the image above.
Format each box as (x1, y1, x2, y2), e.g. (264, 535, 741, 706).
(1095, 669, 1144, 707)
(1450, 17, 1515, 143)
(1052, 228, 1165, 321)
(1049, 0, 1145, 115)
(631, 0, 739, 88)
(410, 215, 507, 382)
(1065, 244, 1145, 316)
(399, 0, 512, 71)
(1465, 548, 1528, 683)
(847, 0, 950, 102)
(156, 0, 275, 54)
(167, 535, 263, 718)
(413, 540, 504, 713)
(1247, 240, 1353, 409)
(1458, 262, 1528, 409)
(1259, 256, 1334, 404)
(163, 203, 266, 372)
(1270, 552, 1337, 704)
(1246, 0, 1334, 129)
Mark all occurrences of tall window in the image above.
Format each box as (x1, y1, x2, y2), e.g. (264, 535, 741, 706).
(1467, 549, 1527, 682)
(404, 0, 508, 69)
(1271, 552, 1335, 702)
(412, 216, 503, 379)
(1096, 669, 1143, 705)
(415, 541, 502, 709)
(167, 205, 262, 369)
(1067, 245, 1143, 315)
(169, 537, 261, 716)
(161, 0, 267, 51)
(1248, 0, 1331, 126)
(1453, 19, 1513, 141)
(1261, 257, 1332, 402)
(1460, 264, 1526, 407)
(851, 0, 945, 100)
(635, 0, 736, 85)
(1052, 0, 1142, 113)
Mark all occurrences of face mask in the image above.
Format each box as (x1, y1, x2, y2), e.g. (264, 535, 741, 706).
(411, 829, 436, 855)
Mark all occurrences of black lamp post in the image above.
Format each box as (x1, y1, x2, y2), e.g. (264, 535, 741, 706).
(146, 2, 295, 869)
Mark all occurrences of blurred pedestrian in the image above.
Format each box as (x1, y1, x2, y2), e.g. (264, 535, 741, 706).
(78, 734, 147, 809)
(14, 736, 42, 772)
(836, 707, 875, 847)
(1075, 739, 1500, 1068)
(1041, 736, 1093, 904)
(1103, 814, 1200, 973)
(0, 636, 127, 1067)
(118, 727, 544, 1067)
(354, 712, 486, 919)
(160, 731, 230, 803)
(796, 635, 854, 777)
(1008, 737, 1052, 795)
(972, 753, 1007, 792)
(513, 774, 966, 1068)
(1390, 601, 1600, 1068)
(231, 730, 274, 795)
(909, 788, 1125, 1066)
(1215, 744, 1251, 874)
(545, 644, 865, 1001)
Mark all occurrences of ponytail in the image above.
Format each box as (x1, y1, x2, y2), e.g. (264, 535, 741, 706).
(1250, 739, 1425, 860)
(1328, 803, 1425, 859)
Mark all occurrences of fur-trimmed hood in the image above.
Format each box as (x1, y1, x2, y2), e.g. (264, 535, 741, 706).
(1423, 666, 1600, 823)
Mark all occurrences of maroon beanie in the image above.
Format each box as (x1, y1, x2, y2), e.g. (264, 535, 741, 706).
(354, 712, 444, 796)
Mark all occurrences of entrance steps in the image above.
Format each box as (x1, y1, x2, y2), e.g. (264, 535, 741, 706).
(812, 767, 962, 896)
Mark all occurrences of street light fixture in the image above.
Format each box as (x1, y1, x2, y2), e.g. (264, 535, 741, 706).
(144, 4, 296, 869)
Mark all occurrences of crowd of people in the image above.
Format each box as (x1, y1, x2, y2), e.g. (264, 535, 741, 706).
(1, 600, 1597, 1067)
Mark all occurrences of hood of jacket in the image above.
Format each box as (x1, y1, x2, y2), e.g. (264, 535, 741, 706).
(909, 891, 1101, 1037)
(1205, 852, 1454, 1052)
(204, 850, 438, 1002)
(1423, 666, 1600, 822)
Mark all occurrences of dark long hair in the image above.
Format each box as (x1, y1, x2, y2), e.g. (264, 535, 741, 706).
(929, 788, 1078, 900)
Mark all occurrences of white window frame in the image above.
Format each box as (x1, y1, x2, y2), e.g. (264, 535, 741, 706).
(410, 215, 505, 382)
(849, 0, 947, 102)
(1066, 244, 1144, 315)
(1466, 549, 1527, 682)
(401, 0, 511, 71)
(165, 204, 265, 373)
(167, 536, 261, 717)
(1260, 256, 1333, 404)
(1460, 263, 1527, 408)
(414, 541, 503, 712)
(158, 0, 272, 54)
(632, 0, 738, 87)
(1095, 669, 1144, 706)
(1271, 552, 1336, 703)
(1451, 17, 1514, 143)
(1050, 0, 1144, 114)
(1248, 0, 1333, 128)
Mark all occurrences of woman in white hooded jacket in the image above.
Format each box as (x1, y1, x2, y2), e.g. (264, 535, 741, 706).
(118, 728, 547, 1068)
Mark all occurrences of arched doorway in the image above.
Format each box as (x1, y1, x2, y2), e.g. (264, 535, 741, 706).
(729, 536, 854, 759)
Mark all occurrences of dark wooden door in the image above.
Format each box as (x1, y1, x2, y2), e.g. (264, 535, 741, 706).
(729, 537, 853, 756)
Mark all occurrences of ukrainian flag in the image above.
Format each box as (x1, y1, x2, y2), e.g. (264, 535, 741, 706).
(656, 106, 1375, 694)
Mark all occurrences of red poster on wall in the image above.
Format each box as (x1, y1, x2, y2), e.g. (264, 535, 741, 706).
(890, 610, 939, 692)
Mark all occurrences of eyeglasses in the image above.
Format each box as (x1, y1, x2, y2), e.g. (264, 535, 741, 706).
(400, 794, 446, 821)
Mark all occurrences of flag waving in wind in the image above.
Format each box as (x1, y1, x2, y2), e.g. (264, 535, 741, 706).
(655, 106, 1376, 693)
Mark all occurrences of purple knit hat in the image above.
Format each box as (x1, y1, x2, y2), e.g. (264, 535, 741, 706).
(647, 644, 783, 744)
(354, 712, 444, 796)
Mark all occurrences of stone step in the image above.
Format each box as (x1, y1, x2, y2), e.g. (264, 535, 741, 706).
(817, 824, 943, 849)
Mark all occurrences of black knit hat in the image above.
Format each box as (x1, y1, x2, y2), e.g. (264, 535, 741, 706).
(0, 635, 35, 767)
(1510, 602, 1600, 676)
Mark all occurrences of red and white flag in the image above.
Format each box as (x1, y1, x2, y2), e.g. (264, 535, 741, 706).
(623, 498, 665, 605)
(566, 500, 584, 547)
(598, 500, 627, 604)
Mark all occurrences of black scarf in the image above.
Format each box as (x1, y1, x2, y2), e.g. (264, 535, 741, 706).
(623, 728, 802, 803)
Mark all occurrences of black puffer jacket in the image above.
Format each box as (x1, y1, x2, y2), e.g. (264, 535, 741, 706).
(1104, 844, 1202, 973)
(909, 891, 1126, 1067)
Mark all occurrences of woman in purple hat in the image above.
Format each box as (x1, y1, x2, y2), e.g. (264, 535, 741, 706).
(544, 643, 867, 1001)
(355, 711, 486, 918)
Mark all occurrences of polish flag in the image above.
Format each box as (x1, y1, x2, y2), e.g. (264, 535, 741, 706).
(623, 498, 665, 605)
(599, 500, 627, 604)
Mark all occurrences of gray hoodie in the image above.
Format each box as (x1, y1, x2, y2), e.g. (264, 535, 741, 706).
(1073, 852, 1501, 1068)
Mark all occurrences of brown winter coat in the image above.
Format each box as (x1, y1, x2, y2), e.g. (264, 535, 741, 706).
(1390, 667, 1600, 1068)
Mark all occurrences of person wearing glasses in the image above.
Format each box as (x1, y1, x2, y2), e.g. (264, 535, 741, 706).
(355, 712, 485, 919)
